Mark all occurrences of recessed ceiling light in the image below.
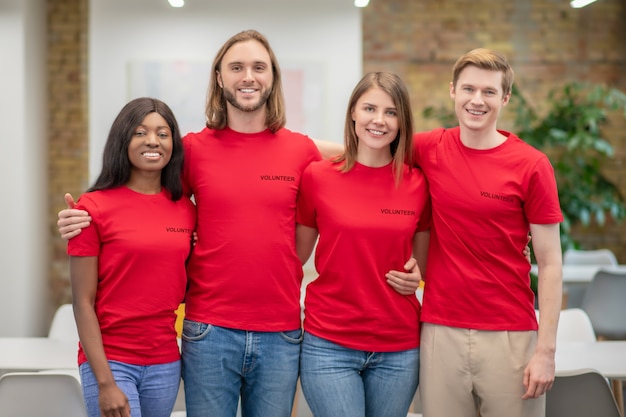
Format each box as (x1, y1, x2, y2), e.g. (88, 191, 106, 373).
(354, 0, 370, 7)
(168, 0, 184, 7)
(570, 0, 598, 8)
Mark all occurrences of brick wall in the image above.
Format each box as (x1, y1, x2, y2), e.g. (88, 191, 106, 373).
(47, 0, 89, 305)
(363, 0, 626, 261)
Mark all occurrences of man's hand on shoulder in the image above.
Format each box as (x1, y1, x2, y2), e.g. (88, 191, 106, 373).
(58, 193, 92, 240)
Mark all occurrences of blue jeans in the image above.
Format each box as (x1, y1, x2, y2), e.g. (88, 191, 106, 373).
(79, 360, 181, 417)
(181, 320, 302, 417)
(300, 332, 419, 417)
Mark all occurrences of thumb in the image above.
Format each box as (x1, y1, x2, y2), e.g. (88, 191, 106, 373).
(404, 257, 418, 271)
(64, 193, 76, 209)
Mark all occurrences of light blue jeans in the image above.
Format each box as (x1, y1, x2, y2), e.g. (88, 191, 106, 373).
(300, 332, 419, 417)
(181, 320, 302, 417)
(79, 359, 181, 417)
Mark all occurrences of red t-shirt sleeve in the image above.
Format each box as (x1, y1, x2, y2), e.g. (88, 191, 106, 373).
(67, 194, 101, 257)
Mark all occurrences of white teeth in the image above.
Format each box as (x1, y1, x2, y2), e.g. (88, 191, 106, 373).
(369, 129, 385, 136)
(240, 89, 255, 93)
(467, 109, 486, 115)
(142, 152, 160, 157)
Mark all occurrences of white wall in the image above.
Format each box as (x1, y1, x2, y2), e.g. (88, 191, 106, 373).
(0, 0, 360, 335)
(0, 0, 49, 336)
(89, 0, 362, 181)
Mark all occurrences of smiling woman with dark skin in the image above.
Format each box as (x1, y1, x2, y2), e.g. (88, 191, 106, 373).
(68, 97, 196, 417)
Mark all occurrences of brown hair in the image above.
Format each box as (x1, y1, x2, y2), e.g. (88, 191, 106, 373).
(205, 30, 286, 132)
(452, 48, 514, 97)
(334, 72, 413, 185)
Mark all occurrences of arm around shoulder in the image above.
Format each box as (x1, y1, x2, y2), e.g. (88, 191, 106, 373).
(296, 223, 318, 265)
(311, 139, 344, 160)
(58, 193, 92, 240)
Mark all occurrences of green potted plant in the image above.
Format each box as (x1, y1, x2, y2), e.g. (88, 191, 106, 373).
(511, 82, 626, 252)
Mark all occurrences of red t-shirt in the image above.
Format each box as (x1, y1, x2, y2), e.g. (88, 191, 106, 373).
(183, 127, 321, 331)
(67, 187, 196, 365)
(297, 160, 429, 351)
(413, 127, 563, 330)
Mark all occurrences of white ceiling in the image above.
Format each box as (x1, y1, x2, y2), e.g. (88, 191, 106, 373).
(99, 0, 359, 13)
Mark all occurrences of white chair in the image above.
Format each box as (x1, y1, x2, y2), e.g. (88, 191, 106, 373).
(49, 303, 80, 344)
(546, 368, 621, 417)
(581, 269, 626, 340)
(561, 248, 618, 309)
(555, 308, 597, 342)
(536, 308, 597, 343)
(0, 371, 87, 417)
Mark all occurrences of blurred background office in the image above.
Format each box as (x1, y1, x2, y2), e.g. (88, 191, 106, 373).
(1, 0, 624, 336)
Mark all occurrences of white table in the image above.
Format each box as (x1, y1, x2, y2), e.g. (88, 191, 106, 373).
(556, 341, 626, 413)
(530, 265, 626, 283)
(530, 265, 626, 308)
(0, 337, 77, 373)
(556, 341, 626, 379)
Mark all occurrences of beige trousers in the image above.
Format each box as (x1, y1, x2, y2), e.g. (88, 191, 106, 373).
(419, 323, 545, 417)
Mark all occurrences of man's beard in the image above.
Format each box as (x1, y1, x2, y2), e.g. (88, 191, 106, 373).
(223, 87, 271, 113)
